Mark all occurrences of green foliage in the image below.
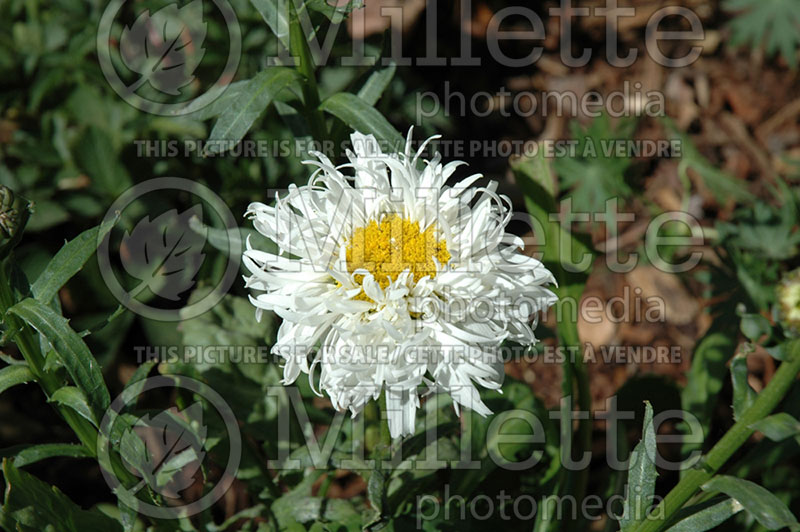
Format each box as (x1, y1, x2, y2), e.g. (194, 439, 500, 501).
(665, 498, 744, 532)
(0, 459, 123, 532)
(206, 68, 302, 154)
(725, 0, 800, 68)
(620, 402, 658, 531)
(702, 475, 800, 531)
(554, 114, 638, 215)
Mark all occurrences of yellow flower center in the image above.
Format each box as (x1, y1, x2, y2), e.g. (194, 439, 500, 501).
(345, 214, 450, 302)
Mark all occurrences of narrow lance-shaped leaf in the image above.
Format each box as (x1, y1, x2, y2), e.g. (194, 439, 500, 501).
(49, 386, 97, 426)
(319, 92, 403, 150)
(0, 364, 35, 396)
(1, 459, 123, 531)
(680, 330, 735, 457)
(249, 0, 291, 50)
(206, 67, 300, 154)
(620, 401, 658, 531)
(0, 443, 93, 467)
(750, 412, 800, 442)
(731, 353, 756, 421)
(357, 61, 396, 106)
(511, 145, 594, 343)
(702, 475, 800, 531)
(664, 498, 744, 532)
(31, 216, 117, 304)
(8, 298, 110, 420)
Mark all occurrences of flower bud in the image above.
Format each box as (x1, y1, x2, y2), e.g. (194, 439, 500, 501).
(778, 268, 800, 333)
(0, 186, 31, 259)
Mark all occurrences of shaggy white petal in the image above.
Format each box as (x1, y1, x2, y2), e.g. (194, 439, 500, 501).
(243, 129, 557, 438)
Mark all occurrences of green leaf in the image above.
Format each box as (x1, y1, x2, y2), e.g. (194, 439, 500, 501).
(49, 386, 97, 425)
(681, 331, 735, 451)
(8, 298, 110, 420)
(188, 215, 273, 259)
(171, 80, 249, 120)
(0, 443, 93, 467)
(271, 470, 361, 528)
(206, 68, 300, 154)
(206, 504, 266, 532)
(621, 401, 658, 530)
(249, 0, 290, 50)
(74, 127, 132, 197)
(0, 459, 123, 532)
(450, 380, 555, 498)
(750, 412, 800, 442)
(319, 92, 403, 149)
(665, 121, 755, 204)
(304, 0, 363, 22)
(512, 144, 594, 342)
(731, 353, 756, 421)
(739, 313, 772, 342)
(31, 216, 117, 304)
(702, 475, 800, 531)
(665, 498, 744, 532)
(357, 61, 396, 106)
(367, 468, 386, 515)
(553, 114, 637, 215)
(0, 364, 35, 396)
(725, 0, 800, 69)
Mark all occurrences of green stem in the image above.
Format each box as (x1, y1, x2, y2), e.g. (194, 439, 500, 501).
(0, 262, 99, 454)
(631, 341, 800, 532)
(558, 320, 591, 532)
(288, 0, 328, 145)
(377, 392, 392, 462)
(572, 350, 592, 503)
(1, 261, 162, 513)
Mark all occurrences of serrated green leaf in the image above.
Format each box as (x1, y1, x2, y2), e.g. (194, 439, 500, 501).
(206, 68, 300, 154)
(750, 412, 800, 442)
(31, 216, 117, 304)
(554, 114, 637, 215)
(357, 61, 396, 106)
(0, 364, 35, 395)
(319, 92, 403, 149)
(731, 354, 756, 421)
(681, 331, 734, 454)
(0, 443, 93, 467)
(1, 459, 123, 532)
(725, 0, 800, 69)
(702, 475, 800, 531)
(665, 498, 744, 532)
(49, 386, 97, 425)
(249, 0, 290, 50)
(8, 298, 110, 420)
(621, 401, 658, 530)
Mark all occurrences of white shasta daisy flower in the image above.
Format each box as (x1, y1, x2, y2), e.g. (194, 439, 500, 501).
(243, 129, 557, 438)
